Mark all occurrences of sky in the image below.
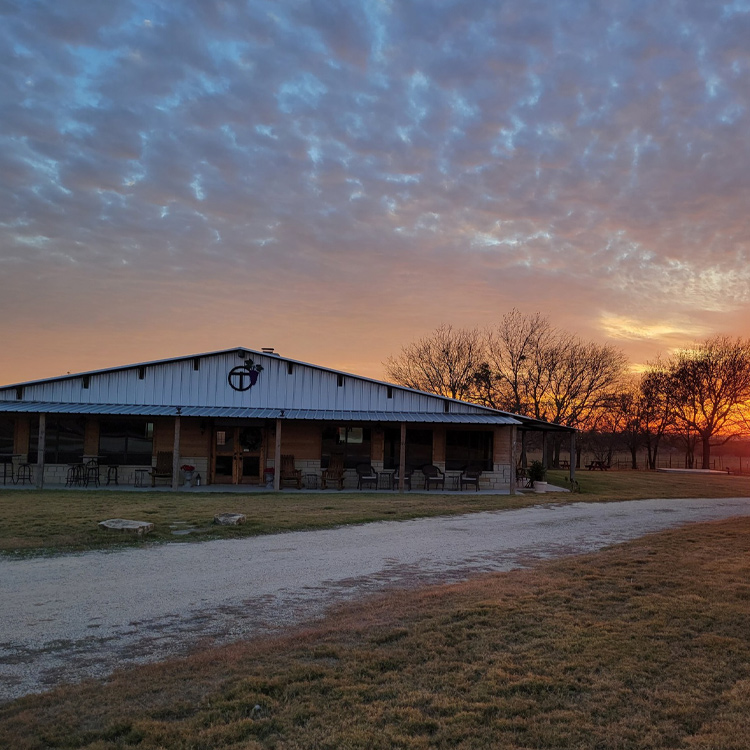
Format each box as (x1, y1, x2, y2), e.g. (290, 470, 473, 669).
(2, 0, 750, 386)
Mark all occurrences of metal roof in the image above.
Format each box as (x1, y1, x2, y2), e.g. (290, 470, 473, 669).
(0, 346, 524, 418)
(0, 401, 521, 424)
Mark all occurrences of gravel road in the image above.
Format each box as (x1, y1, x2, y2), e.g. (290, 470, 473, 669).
(3, 496, 750, 704)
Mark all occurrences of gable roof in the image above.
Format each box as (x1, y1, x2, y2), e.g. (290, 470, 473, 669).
(0, 347, 573, 431)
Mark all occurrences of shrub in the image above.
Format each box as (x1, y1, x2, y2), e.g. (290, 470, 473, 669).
(528, 460, 546, 485)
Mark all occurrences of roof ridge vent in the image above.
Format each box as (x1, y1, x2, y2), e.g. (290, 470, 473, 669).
(261, 347, 279, 356)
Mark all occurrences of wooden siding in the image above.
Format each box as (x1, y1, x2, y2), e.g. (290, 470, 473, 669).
(275, 421, 322, 461)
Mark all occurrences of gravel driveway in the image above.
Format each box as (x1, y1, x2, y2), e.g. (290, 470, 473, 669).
(3, 496, 750, 704)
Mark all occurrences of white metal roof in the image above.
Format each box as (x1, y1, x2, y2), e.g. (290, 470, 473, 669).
(0, 346, 573, 431)
(0, 401, 520, 424)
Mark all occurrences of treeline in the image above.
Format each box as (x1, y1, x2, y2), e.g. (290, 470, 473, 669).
(384, 310, 750, 469)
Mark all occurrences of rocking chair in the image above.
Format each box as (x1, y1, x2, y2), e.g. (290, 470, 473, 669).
(150, 451, 173, 486)
(280, 454, 303, 489)
(321, 454, 345, 490)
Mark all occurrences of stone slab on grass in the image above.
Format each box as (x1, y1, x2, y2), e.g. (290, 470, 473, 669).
(214, 513, 246, 526)
(98, 519, 154, 534)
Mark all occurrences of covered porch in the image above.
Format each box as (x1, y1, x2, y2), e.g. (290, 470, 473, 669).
(1, 407, 527, 493)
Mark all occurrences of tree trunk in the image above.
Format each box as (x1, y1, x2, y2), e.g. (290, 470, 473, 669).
(702, 436, 711, 470)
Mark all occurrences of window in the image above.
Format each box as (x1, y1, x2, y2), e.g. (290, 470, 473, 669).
(29, 417, 85, 464)
(445, 430, 493, 471)
(0, 418, 14, 455)
(321, 425, 371, 469)
(99, 419, 154, 465)
(383, 428, 433, 470)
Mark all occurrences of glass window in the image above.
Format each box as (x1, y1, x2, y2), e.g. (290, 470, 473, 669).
(99, 419, 154, 465)
(29, 417, 86, 464)
(383, 428, 433, 470)
(321, 425, 372, 469)
(0, 418, 14, 455)
(445, 430, 493, 471)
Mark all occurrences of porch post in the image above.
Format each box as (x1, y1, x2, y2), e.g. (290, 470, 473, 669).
(274, 418, 282, 492)
(509, 425, 517, 495)
(36, 413, 46, 489)
(172, 412, 181, 490)
(541, 430, 548, 468)
(569, 430, 576, 482)
(399, 422, 406, 493)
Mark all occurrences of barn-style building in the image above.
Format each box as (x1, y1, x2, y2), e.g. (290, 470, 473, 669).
(0, 347, 574, 491)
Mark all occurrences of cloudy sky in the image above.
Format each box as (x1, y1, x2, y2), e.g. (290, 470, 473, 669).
(2, 0, 750, 385)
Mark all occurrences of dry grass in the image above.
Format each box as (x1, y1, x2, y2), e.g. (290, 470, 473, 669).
(3, 517, 750, 748)
(2, 470, 750, 556)
(555, 468, 750, 501)
(0, 490, 540, 556)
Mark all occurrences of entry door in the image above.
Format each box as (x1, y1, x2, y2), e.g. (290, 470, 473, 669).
(213, 426, 263, 484)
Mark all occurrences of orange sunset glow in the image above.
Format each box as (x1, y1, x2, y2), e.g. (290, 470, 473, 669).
(2, 2, 750, 385)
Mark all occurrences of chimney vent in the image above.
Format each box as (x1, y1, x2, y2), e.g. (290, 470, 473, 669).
(262, 347, 278, 355)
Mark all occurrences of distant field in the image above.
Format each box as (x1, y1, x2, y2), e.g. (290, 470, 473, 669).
(3, 514, 750, 748)
(1, 469, 749, 555)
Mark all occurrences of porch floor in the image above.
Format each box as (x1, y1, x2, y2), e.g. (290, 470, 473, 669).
(2, 482, 569, 495)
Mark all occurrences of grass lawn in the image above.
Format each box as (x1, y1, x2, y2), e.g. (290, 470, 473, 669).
(2, 469, 750, 556)
(3, 515, 750, 748)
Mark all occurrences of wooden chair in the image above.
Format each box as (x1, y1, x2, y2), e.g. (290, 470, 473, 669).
(422, 464, 445, 490)
(321, 454, 345, 490)
(356, 463, 378, 490)
(150, 451, 173, 486)
(459, 465, 482, 491)
(280, 454, 303, 489)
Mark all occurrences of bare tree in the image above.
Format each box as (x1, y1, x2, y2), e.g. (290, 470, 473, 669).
(604, 379, 646, 469)
(475, 309, 554, 413)
(668, 336, 750, 469)
(639, 360, 677, 469)
(384, 324, 483, 400)
(475, 310, 627, 428)
(536, 335, 628, 428)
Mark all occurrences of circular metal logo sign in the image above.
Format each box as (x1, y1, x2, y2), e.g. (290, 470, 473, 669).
(228, 365, 260, 391)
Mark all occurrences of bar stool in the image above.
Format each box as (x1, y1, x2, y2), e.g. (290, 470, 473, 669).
(84, 459, 100, 487)
(14, 462, 33, 485)
(66, 464, 85, 487)
(106, 465, 119, 485)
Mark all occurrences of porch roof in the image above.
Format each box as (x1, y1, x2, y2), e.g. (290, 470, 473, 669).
(0, 401, 521, 425)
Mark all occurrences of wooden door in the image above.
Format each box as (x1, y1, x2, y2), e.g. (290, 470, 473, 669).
(212, 426, 264, 484)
